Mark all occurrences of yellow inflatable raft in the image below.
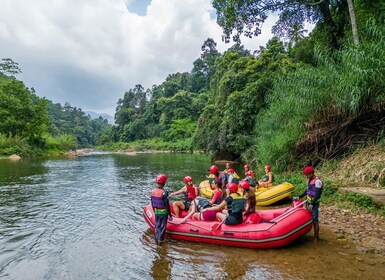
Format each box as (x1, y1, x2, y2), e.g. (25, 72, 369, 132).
(199, 180, 294, 206)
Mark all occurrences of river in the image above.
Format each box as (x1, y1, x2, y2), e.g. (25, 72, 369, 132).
(0, 153, 384, 279)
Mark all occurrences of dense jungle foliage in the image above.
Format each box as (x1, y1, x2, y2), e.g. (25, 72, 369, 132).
(111, 1, 385, 170)
(1, 1, 384, 171)
(0, 60, 112, 156)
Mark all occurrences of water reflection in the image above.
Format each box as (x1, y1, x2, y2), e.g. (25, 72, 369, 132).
(0, 154, 384, 280)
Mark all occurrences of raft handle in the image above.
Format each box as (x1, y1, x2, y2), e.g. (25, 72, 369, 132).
(189, 229, 199, 233)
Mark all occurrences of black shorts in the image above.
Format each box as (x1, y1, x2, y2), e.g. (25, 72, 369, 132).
(225, 213, 243, 225)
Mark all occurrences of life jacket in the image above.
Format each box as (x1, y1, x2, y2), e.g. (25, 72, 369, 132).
(306, 177, 323, 202)
(196, 197, 211, 211)
(211, 189, 222, 205)
(151, 188, 168, 214)
(245, 177, 255, 187)
(183, 185, 197, 203)
(227, 193, 246, 214)
(229, 173, 240, 184)
(264, 172, 274, 183)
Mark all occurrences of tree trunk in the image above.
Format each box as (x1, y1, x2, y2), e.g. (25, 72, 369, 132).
(347, 0, 359, 45)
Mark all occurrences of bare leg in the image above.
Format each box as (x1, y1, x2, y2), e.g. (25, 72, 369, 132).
(216, 212, 226, 221)
(313, 222, 320, 243)
(173, 201, 185, 218)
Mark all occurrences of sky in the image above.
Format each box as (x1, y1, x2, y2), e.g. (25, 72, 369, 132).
(0, 0, 278, 116)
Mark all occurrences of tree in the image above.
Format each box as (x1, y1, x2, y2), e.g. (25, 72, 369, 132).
(212, 0, 347, 49)
(0, 58, 22, 77)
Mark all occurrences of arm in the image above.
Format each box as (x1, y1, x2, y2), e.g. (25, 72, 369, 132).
(163, 191, 172, 219)
(298, 189, 307, 199)
(169, 186, 185, 197)
(208, 190, 221, 205)
(202, 200, 227, 212)
(182, 202, 197, 221)
(267, 173, 273, 184)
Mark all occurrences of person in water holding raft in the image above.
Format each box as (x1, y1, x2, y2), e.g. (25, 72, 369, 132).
(258, 165, 274, 188)
(169, 176, 198, 218)
(201, 183, 246, 225)
(299, 166, 323, 243)
(150, 174, 172, 244)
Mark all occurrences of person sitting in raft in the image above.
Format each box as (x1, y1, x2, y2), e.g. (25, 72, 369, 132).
(181, 197, 217, 222)
(243, 164, 255, 179)
(201, 183, 246, 226)
(208, 179, 223, 205)
(258, 165, 274, 188)
(244, 170, 258, 192)
(207, 165, 221, 184)
(169, 176, 198, 218)
(227, 168, 240, 184)
(239, 180, 256, 216)
(223, 162, 231, 175)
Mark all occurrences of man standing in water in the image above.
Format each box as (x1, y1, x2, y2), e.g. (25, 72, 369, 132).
(299, 166, 323, 243)
(151, 174, 172, 244)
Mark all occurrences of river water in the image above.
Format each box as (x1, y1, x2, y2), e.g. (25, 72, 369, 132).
(0, 153, 384, 280)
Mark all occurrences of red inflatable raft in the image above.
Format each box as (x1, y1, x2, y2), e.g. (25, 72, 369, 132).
(143, 202, 313, 249)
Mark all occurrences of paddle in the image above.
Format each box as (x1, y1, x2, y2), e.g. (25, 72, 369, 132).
(270, 200, 307, 223)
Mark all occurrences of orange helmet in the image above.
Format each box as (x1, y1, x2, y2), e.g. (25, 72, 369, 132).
(239, 180, 250, 190)
(303, 166, 314, 175)
(227, 182, 238, 193)
(183, 176, 193, 183)
(209, 165, 218, 174)
(156, 174, 168, 184)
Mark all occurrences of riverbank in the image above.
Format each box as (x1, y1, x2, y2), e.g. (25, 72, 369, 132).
(321, 204, 385, 255)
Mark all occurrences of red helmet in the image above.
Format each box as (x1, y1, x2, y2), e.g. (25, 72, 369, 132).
(228, 168, 235, 173)
(227, 182, 238, 193)
(183, 176, 193, 183)
(226, 162, 231, 168)
(239, 180, 250, 190)
(303, 166, 314, 175)
(245, 171, 254, 177)
(265, 165, 271, 171)
(244, 164, 250, 170)
(209, 165, 218, 174)
(156, 174, 168, 184)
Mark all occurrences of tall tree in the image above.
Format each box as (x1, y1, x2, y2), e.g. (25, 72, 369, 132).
(212, 0, 347, 49)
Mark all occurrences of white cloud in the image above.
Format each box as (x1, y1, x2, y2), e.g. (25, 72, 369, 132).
(0, 0, 274, 115)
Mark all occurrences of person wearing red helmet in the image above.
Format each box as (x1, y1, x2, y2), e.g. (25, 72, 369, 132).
(299, 166, 323, 243)
(258, 165, 274, 188)
(239, 180, 256, 216)
(227, 168, 240, 184)
(201, 182, 246, 225)
(169, 176, 198, 218)
(151, 174, 172, 244)
(207, 165, 224, 189)
(243, 164, 255, 179)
